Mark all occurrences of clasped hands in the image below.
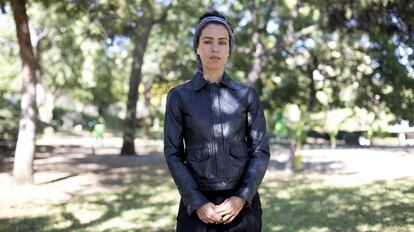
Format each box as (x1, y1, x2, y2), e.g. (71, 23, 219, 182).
(195, 196, 246, 224)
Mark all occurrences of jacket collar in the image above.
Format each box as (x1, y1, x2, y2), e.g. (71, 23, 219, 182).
(191, 70, 237, 91)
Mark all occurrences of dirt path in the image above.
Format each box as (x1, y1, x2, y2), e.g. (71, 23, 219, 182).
(0, 135, 165, 215)
(269, 145, 414, 186)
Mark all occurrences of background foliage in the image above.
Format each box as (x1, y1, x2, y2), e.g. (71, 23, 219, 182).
(1, 0, 413, 143)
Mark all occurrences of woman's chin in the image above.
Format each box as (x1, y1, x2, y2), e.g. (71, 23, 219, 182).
(204, 64, 225, 70)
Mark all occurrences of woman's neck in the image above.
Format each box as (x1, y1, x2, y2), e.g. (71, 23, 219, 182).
(202, 67, 224, 83)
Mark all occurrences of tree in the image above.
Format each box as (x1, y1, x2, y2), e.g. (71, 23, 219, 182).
(321, 0, 414, 123)
(0, 6, 20, 141)
(283, 104, 312, 171)
(119, 1, 172, 155)
(230, 0, 318, 85)
(10, 0, 40, 184)
(78, 0, 174, 154)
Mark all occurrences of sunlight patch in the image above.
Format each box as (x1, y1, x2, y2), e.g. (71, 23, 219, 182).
(96, 217, 137, 231)
(356, 223, 382, 231)
(65, 202, 106, 224)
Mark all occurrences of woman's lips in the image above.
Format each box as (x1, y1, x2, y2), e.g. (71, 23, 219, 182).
(209, 56, 221, 61)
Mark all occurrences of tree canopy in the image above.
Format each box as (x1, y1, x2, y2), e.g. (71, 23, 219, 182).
(1, 0, 413, 142)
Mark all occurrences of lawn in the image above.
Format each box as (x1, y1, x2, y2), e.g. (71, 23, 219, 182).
(1, 163, 413, 232)
(1, 141, 414, 232)
(261, 172, 414, 232)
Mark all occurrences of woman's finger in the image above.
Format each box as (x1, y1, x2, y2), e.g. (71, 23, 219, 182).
(206, 218, 215, 224)
(203, 214, 215, 224)
(216, 203, 229, 212)
(217, 209, 229, 216)
(206, 214, 217, 223)
(221, 213, 233, 223)
(223, 214, 236, 224)
(214, 213, 223, 223)
(205, 208, 221, 223)
(200, 217, 209, 224)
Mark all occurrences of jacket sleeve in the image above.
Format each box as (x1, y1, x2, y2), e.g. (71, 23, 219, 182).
(163, 89, 209, 215)
(235, 86, 270, 205)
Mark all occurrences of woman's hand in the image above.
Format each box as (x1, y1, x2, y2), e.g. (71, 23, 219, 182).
(216, 196, 246, 224)
(196, 202, 222, 224)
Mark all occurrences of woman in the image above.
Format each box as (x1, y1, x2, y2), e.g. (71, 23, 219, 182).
(164, 10, 270, 232)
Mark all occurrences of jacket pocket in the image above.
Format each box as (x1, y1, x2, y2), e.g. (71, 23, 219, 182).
(186, 147, 212, 178)
(187, 147, 209, 161)
(228, 144, 249, 177)
(229, 145, 248, 158)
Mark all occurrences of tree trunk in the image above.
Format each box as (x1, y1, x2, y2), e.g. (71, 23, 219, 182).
(247, 55, 266, 84)
(245, 0, 317, 85)
(29, 22, 53, 124)
(306, 61, 317, 112)
(247, 26, 266, 84)
(330, 133, 337, 149)
(286, 139, 297, 172)
(11, 0, 39, 184)
(120, 23, 153, 155)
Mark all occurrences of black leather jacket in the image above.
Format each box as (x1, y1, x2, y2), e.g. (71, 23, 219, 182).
(164, 71, 270, 215)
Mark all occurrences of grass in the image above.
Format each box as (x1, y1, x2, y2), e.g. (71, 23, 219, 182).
(261, 172, 414, 232)
(1, 167, 413, 232)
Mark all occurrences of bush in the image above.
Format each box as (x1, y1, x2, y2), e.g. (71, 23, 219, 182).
(52, 106, 98, 132)
(0, 96, 19, 142)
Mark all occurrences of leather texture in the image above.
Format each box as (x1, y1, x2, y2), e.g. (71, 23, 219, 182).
(164, 71, 270, 215)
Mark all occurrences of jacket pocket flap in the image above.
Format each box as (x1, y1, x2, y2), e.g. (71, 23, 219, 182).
(187, 148, 209, 162)
(229, 145, 248, 158)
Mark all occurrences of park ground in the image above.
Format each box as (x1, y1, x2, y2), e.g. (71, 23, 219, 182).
(0, 133, 414, 232)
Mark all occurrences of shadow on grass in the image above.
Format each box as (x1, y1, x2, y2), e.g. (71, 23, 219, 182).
(54, 162, 179, 232)
(0, 217, 53, 232)
(261, 175, 414, 231)
(1, 162, 413, 231)
(55, 182, 178, 232)
(0, 161, 179, 232)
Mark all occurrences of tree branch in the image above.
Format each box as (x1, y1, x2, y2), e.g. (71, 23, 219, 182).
(325, 75, 338, 81)
(247, 0, 257, 32)
(37, 28, 49, 42)
(295, 24, 318, 38)
(267, 22, 318, 55)
(264, 1, 302, 56)
(259, 0, 275, 32)
(152, 2, 172, 25)
(28, 22, 48, 48)
(0, 37, 18, 50)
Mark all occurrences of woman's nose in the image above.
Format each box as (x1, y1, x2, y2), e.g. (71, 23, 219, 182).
(211, 43, 219, 52)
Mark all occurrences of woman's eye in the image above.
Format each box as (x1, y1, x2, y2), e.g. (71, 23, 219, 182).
(219, 42, 227, 45)
(203, 41, 212, 44)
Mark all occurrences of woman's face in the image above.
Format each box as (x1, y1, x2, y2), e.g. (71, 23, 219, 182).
(196, 23, 230, 71)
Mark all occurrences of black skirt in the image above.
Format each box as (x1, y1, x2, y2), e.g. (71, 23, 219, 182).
(176, 190, 262, 232)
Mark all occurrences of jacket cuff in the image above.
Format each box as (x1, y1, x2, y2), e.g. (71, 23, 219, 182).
(235, 187, 254, 206)
(184, 194, 209, 215)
